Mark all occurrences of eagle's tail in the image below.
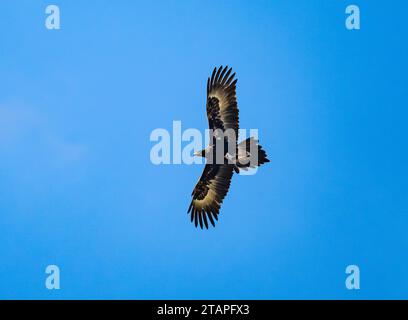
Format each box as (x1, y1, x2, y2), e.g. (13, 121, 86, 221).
(234, 137, 270, 172)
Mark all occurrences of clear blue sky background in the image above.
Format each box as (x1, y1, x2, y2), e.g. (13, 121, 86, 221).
(0, 0, 407, 299)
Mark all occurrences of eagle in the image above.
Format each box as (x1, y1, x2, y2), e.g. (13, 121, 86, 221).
(187, 66, 270, 229)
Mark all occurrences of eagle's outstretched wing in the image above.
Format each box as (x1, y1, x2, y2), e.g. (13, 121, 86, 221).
(187, 164, 234, 229)
(206, 66, 239, 137)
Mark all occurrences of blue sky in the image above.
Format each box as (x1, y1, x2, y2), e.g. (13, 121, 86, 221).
(0, 0, 407, 299)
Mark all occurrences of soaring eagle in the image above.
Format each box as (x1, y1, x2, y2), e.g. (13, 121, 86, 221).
(188, 66, 269, 229)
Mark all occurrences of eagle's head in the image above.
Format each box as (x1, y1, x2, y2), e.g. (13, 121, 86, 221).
(193, 149, 206, 157)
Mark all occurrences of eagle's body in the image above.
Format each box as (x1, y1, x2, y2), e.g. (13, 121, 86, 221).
(188, 66, 269, 229)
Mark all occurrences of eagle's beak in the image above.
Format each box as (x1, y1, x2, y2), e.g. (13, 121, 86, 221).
(193, 151, 200, 157)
